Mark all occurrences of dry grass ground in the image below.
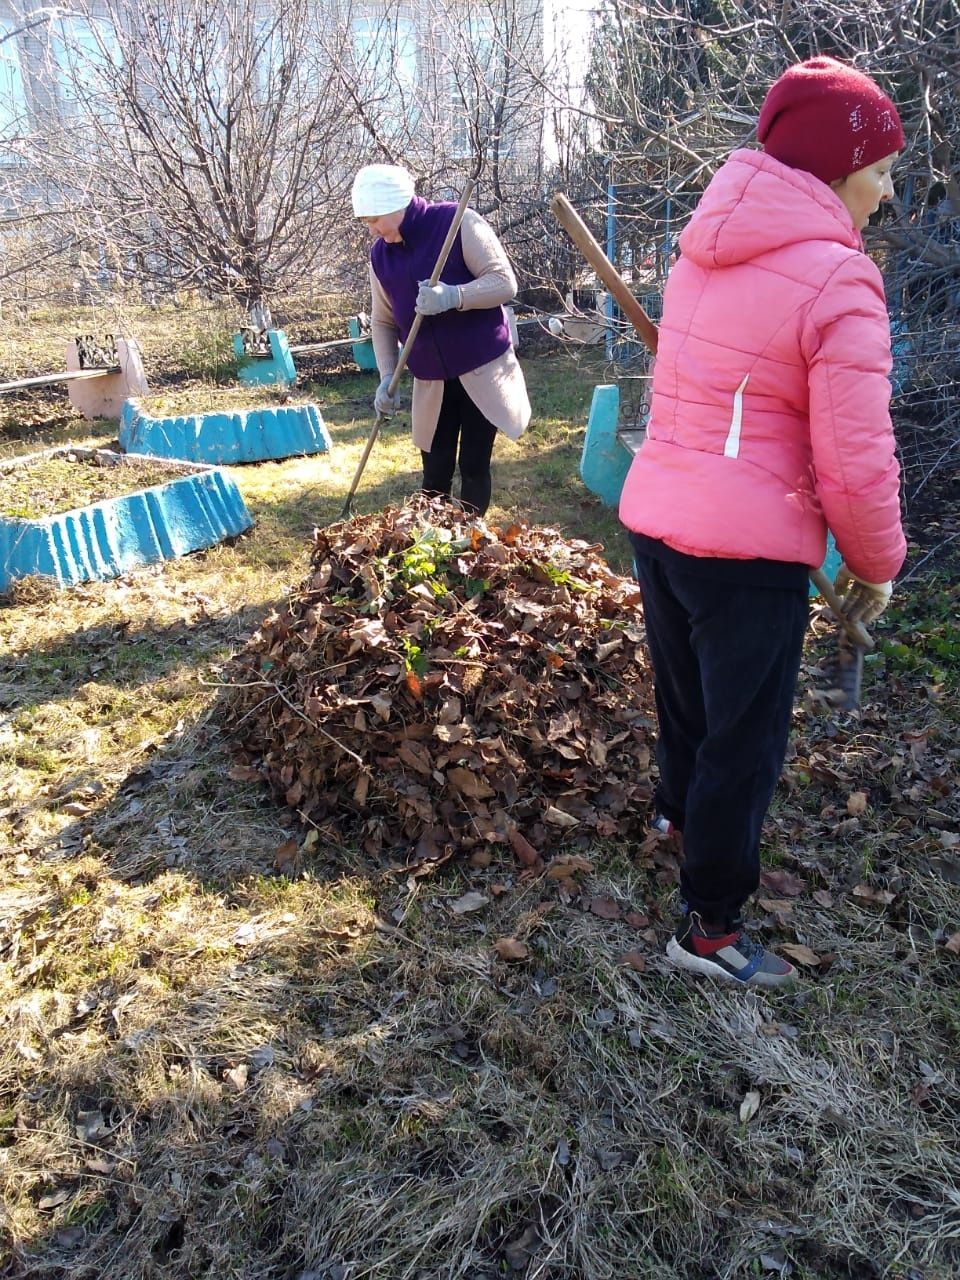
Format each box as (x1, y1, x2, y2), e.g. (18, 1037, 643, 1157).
(1, 304, 959, 1280)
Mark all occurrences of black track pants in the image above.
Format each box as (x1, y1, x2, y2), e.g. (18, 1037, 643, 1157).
(420, 378, 498, 515)
(633, 547, 809, 925)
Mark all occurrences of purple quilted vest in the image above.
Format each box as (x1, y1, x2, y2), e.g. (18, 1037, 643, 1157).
(371, 196, 511, 380)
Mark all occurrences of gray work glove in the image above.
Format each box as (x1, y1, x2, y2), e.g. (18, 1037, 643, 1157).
(833, 564, 894, 625)
(415, 281, 461, 315)
(374, 374, 399, 417)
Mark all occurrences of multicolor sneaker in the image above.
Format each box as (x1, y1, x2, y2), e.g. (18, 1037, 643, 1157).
(666, 912, 796, 988)
(650, 813, 676, 836)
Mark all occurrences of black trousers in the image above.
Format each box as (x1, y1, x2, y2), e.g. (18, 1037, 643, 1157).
(632, 546, 809, 926)
(420, 378, 498, 516)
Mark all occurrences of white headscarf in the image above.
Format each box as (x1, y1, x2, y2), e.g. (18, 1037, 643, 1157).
(351, 164, 415, 218)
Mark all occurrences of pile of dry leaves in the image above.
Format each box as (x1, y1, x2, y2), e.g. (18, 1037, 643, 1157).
(224, 497, 657, 870)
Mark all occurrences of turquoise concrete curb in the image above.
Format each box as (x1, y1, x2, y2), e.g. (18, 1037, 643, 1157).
(580, 384, 631, 509)
(580, 382, 843, 596)
(814, 533, 843, 594)
(233, 328, 298, 386)
(348, 316, 378, 371)
(0, 448, 252, 591)
(119, 399, 331, 464)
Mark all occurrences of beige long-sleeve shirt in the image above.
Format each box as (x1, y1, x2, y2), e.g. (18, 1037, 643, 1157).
(369, 207, 531, 451)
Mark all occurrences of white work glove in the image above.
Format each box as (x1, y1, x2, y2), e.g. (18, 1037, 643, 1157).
(374, 374, 399, 417)
(833, 564, 894, 625)
(415, 281, 461, 315)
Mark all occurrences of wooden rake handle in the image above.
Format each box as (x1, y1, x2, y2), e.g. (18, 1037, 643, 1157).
(809, 568, 875, 650)
(550, 191, 659, 356)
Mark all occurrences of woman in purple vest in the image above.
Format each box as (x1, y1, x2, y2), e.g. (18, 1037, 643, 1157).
(351, 164, 531, 515)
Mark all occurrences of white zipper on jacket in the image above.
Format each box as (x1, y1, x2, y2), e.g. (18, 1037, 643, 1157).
(722, 374, 750, 459)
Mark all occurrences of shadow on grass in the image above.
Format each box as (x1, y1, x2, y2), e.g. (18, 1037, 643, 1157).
(0, 596, 280, 708)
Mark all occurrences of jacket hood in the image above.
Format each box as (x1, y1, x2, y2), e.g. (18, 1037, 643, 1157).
(679, 149, 861, 269)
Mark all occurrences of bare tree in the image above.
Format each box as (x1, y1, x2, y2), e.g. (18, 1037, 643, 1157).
(18, 0, 365, 315)
(321, 0, 588, 305)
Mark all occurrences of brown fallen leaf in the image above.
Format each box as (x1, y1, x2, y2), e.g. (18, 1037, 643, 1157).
(911, 1079, 934, 1106)
(944, 931, 960, 955)
(503, 1223, 540, 1271)
(757, 897, 795, 916)
(349, 768, 369, 806)
(619, 950, 646, 972)
(401, 844, 456, 878)
(781, 942, 821, 967)
(60, 801, 91, 816)
(274, 838, 299, 876)
(492, 937, 529, 962)
(75, 1110, 107, 1142)
(545, 854, 594, 879)
(759, 869, 805, 897)
(852, 884, 896, 906)
(228, 764, 262, 783)
(585, 896, 622, 921)
(224, 1063, 249, 1092)
(447, 766, 495, 798)
(508, 827, 543, 871)
(846, 790, 869, 816)
(38, 1189, 72, 1211)
(812, 889, 834, 909)
(554, 876, 581, 898)
(397, 740, 432, 775)
(543, 805, 580, 828)
(595, 638, 623, 660)
(370, 693, 392, 721)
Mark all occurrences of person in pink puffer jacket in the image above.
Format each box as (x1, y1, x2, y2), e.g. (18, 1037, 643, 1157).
(619, 57, 907, 988)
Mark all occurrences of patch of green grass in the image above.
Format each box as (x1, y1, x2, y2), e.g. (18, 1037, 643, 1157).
(64, 1196, 110, 1229)
(880, 577, 960, 684)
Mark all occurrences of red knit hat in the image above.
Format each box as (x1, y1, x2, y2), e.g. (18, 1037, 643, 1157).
(758, 56, 904, 186)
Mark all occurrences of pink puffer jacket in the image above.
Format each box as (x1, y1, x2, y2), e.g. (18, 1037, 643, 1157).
(619, 149, 906, 584)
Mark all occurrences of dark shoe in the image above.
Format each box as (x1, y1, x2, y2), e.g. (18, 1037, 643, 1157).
(666, 912, 796, 988)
